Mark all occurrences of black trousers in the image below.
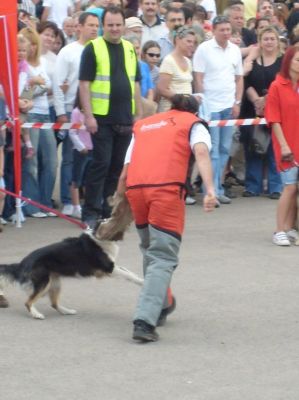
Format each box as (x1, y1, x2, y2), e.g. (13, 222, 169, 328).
(82, 124, 131, 221)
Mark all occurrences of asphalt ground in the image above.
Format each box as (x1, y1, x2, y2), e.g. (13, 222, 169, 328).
(1, 194, 299, 400)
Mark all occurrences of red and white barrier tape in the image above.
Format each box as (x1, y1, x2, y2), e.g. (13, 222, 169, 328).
(0, 187, 87, 229)
(2, 118, 267, 130)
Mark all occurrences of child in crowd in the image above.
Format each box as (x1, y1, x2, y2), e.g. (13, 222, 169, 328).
(68, 92, 93, 219)
(18, 33, 35, 158)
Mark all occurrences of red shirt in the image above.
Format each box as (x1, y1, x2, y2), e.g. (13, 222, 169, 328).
(265, 74, 299, 171)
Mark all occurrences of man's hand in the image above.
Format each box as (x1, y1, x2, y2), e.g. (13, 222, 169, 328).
(203, 193, 217, 212)
(232, 104, 241, 119)
(85, 115, 98, 134)
(57, 114, 68, 124)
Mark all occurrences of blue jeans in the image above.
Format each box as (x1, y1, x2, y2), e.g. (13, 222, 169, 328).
(60, 132, 73, 205)
(209, 108, 234, 196)
(22, 113, 57, 215)
(244, 139, 282, 194)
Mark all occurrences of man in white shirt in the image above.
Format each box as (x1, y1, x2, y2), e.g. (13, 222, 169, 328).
(41, 0, 81, 29)
(139, 0, 168, 46)
(53, 12, 100, 216)
(193, 15, 243, 205)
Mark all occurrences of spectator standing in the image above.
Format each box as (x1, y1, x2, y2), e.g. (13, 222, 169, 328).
(240, 26, 282, 199)
(53, 12, 99, 217)
(158, 7, 185, 60)
(41, 0, 80, 29)
(79, 6, 142, 227)
(225, 3, 257, 57)
(62, 17, 76, 44)
(157, 27, 196, 112)
(19, 27, 57, 218)
(265, 46, 299, 246)
(18, 0, 39, 16)
(141, 40, 161, 88)
(258, 0, 275, 22)
(38, 21, 59, 122)
(193, 16, 243, 205)
(139, 0, 168, 45)
(68, 93, 93, 220)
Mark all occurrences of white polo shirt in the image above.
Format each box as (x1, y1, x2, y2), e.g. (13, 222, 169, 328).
(193, 38, 243, 112)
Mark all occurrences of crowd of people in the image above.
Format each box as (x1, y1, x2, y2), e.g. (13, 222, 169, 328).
(0, 0, 299, 342)
(0, 0, 299, 235)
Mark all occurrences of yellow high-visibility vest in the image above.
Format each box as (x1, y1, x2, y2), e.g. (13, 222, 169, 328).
(90, 37, 137, 116)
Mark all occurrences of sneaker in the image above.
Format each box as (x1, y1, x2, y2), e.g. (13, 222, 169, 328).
(72, 207, 82, 219)
(0, 295, 9, 308)
(272, 231, 291, 246)
(242, 191, 258, 198)
(133, 319, 159, 342)
(217, 195, 231, 204)
(185, 195, 196, 205)
(30, 212, 47, 218)
(46, 212, 57, 217)
(0, 217, 7, 225)
(269, 192, 281, 200)
(61, 204, 73, 216)
(157, 297, 176, 327)
(286, 229, 299, 243)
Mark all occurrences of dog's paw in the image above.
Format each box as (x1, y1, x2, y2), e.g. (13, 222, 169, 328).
(56, 305, 77, 315)
(30, 307, 45, 320)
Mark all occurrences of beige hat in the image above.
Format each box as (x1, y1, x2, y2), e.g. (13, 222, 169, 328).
(125, 17, 143, 29)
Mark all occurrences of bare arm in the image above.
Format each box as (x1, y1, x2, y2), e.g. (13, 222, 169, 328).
(117, 164, 129, 195)
(157, 73, 175, 100)
(41, 6, 50, 22)
(232, 75, 243, 118)
(272, 122, 292, 158)
(193, 72, 204, 94)
(193, 142, 216, 212)
(134, 82, 143, 121)
(79, 80, 98, 134)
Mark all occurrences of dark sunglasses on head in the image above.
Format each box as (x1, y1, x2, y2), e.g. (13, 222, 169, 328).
(146, 52, 160, 58)
(212, 15, 230, 26)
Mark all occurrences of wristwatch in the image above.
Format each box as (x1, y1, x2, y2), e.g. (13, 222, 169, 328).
(235, 100, 241, 105)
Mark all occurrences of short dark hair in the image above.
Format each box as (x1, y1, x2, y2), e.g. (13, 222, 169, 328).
(171, 94, 199, 114)
(37, 20, 59, 36)
(78, 11, 100, 26)
(102, 6, 125, 25)
(165, 7, 185, 20)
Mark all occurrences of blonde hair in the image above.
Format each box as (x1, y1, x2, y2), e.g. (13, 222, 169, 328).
(19, 27, 41, 65)
(258, 26, 282, 56)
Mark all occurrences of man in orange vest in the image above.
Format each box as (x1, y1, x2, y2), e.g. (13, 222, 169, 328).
(116, 94, 216, 342)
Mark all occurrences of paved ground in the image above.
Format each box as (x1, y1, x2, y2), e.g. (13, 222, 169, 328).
(1, 195, 299, 400)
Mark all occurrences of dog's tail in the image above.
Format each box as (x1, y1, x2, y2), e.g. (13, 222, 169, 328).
(0, 263, 21, 286)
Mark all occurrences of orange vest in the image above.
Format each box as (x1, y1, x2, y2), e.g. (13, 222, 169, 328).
(127, 110, 201, 189)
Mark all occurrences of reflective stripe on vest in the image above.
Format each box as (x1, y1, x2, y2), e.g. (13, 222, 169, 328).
(90, 37, 137, 116)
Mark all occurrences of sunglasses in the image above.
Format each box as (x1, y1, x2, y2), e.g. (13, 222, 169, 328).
(146, 52, 160, 58)
(212, 15, 230, 26)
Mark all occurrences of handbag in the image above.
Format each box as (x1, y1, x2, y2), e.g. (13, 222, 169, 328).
(248, 56, 270, 156)
(249, 124, 271, 155)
